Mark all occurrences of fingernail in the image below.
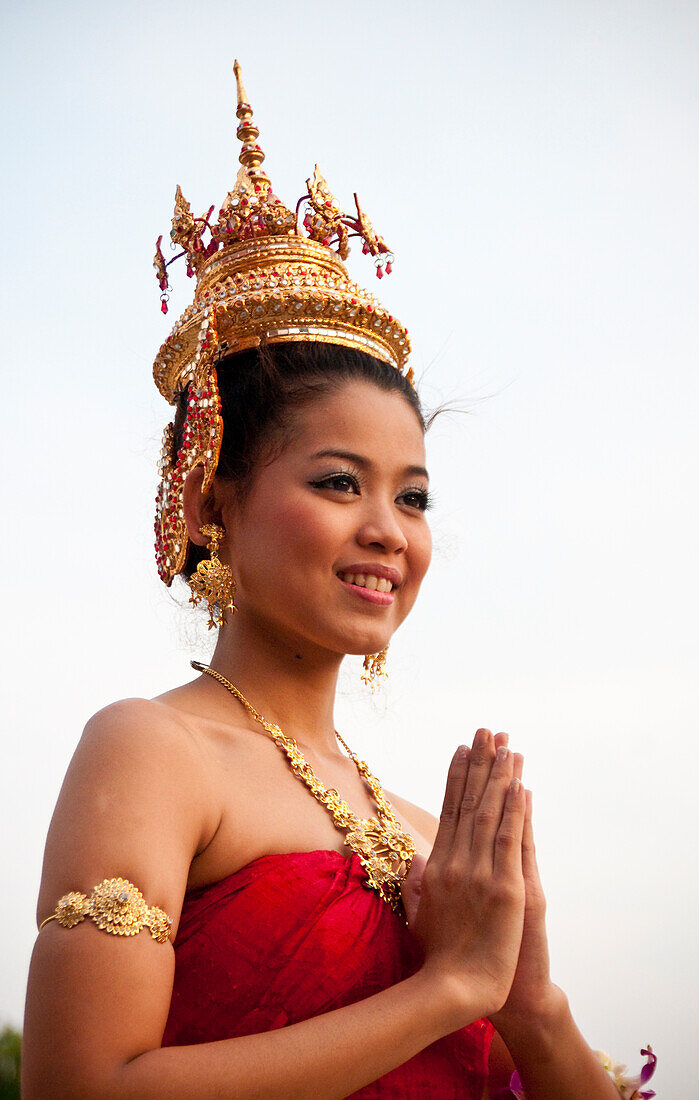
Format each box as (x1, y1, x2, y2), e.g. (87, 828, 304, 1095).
(509, 777, 521, 794)
(496, 746, 508, 762)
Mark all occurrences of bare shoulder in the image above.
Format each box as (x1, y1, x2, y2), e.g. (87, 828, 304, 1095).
(37, 696, 220, 929)
(385, 789, 439, 847)
(79, 694, 201, 753)
(63, 695, 214, 815)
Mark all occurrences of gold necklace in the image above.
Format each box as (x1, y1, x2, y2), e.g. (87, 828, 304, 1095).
(191, 661, 415, 915)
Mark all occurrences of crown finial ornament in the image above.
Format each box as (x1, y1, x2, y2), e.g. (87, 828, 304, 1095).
(233, 59, 266, 174)
(233, 58, 247, 104)
(153, 62, 413, 587)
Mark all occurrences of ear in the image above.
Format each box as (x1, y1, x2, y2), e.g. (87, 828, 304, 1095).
(182, 465, 222, 546)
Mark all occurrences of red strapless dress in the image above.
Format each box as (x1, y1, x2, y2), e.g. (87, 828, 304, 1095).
(162, 849, 493, 1097)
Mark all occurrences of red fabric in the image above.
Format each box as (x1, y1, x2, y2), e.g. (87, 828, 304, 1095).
(162, 849, 493, 1097)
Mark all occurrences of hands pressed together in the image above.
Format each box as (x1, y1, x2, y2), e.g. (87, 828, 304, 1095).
(403, 729, 556, 1032)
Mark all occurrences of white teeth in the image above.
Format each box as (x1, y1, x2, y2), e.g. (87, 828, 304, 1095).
(339, 572, 394, 592)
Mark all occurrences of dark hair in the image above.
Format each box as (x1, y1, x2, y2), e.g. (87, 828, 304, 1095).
(173, 340, 426, 579)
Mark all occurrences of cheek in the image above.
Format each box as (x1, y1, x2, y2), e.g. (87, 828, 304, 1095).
(410, 523, 432, 584)
(243, 492, 343, 577)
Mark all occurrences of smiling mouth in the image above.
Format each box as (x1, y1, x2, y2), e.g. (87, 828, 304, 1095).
(337, 571, 394, 593)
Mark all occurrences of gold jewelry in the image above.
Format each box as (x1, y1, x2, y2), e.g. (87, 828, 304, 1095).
(153, 61, 414, 588)
(187, 523, 236, 629)
(38, 877, 172, 943)
(361, 646, 389, 691)
(155, 310, 224, 584)
(191, 660, 414, 916)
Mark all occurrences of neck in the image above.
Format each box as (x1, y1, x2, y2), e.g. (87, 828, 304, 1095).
(205, 611, 345, 757)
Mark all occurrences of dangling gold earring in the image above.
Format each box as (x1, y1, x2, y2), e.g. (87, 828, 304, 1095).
(187, 523, 236, 630)
(361, 646, 389, 692)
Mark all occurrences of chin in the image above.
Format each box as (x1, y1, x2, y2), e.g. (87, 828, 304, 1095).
(259, 592, 397, 658)
(333, 630, 393, 658)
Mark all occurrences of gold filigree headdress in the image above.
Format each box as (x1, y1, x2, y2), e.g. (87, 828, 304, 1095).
(153, 61, 412, 585)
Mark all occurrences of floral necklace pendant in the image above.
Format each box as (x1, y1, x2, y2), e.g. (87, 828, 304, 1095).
(344, 817, 415, 911)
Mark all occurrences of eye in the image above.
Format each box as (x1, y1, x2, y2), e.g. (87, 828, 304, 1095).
(309, 472, 361, 494)
(399, 487, 433, 512)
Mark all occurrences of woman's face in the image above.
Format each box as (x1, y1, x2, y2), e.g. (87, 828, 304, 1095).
(219, 378, 432, 659)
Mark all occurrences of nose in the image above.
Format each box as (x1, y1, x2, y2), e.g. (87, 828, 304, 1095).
(355, 498, 408, 556)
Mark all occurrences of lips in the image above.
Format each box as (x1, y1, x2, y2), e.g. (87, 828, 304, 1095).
(336, 571, 397, 606)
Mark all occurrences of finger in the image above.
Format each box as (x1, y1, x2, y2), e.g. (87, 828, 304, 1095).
(521, 789, 541, 886)
(469, 745, 514, 860)
(494, 731, 509, 752)
(512, 752, 524, 783)
(493, 777, 526, 878)
(456, 728, 495, 846)
(521, 790, 547, 923)
(430, 745, 470, 862)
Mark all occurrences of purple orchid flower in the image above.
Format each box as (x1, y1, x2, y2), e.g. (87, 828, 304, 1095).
(633, 1045, 657, 1098)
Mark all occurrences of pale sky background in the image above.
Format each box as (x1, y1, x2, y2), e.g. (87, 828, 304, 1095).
(2, 1, 697, 1094)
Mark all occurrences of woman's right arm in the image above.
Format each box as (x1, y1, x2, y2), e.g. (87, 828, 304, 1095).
(23, 714, 524, 1100)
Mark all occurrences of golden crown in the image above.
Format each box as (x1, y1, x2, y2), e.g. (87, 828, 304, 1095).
(153, 62, 412, 585)
(153, 61, 411, 404)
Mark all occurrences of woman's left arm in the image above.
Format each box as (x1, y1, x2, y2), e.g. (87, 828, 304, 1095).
(489, 760, 656, 1099)
(490, 987, 622, 1099)
(487, 777, 620, 1099)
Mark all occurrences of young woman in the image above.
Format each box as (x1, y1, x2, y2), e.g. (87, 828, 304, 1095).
(22, 65, 654, 1100)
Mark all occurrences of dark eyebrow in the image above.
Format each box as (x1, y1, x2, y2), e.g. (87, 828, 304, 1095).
(310, 448, 429, 482)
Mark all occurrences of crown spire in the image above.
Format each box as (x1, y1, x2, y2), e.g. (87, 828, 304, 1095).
(233, 59, 266, 179)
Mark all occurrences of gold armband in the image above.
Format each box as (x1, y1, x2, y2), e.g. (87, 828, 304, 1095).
(39, 877, 173, 944)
